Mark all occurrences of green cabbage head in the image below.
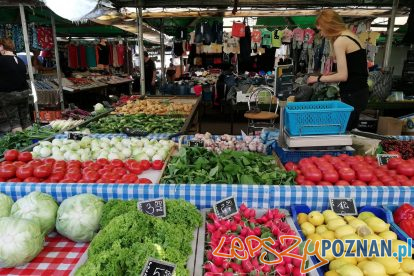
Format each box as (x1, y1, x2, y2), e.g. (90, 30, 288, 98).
(0, 193, 13, 217)
(10, 191, 58, 235)
(0, 217, 44, 267)
(56, 194, 104, 242)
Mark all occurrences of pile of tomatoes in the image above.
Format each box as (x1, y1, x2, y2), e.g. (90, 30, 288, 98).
(0, 150, 165, 184)
(285, 154, 414, 186)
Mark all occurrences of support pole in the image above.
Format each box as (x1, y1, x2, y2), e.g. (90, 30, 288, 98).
(19, 4, 39, 122)
(51, 16, 64, 111)
(136, 6, 146, 95)
(383, 0, 399, 68)
(160, 19, 166, 86)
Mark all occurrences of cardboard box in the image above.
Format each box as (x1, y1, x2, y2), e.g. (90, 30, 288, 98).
(376, 116, 403, 136)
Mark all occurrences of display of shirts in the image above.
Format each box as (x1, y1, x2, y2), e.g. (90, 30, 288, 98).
(232, 22, 246, 37)
(261, 28, 272, 47)
(37, 27, 53, 50)
(358, 31, 380, 46)
(271, 29, 283, 48)
(303, 28, 316, 48)
(68, 44, 78, 69)
(292, 28, 304, 49)
(282, 28, 293, 43)
(79, 45, 87, 68)
(223, 32, 240, 54)
(97, 43, 110, 65)
(116, 44, 125, 66)
(251, 29, 262, 43)
(189, 31, 195, 44)
(85, 46, 97, 68)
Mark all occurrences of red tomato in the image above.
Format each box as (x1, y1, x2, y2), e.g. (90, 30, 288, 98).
(113, 167, 127, 177)
(298, 158, 312, 168)
(401, 180, 414, 186)
(66, 167, 81, 175)
(103, 164, 115, 172)
(295, 175, 305, 185)
(54, 160, 67, 168)
(338, 154, 350, 160)
(369, 181, 383, 186)
(4, 149, 19, 161)
(387, 158, 404, 170)
(387, 180, 400, 186)
(318, 181, 332, 186)
(395, 175, 409, 183)
(24, 176, 40, 182)
(0, 177, 5, 182)
(83, 171, 99, 182)
(81, 161, 94, 168)
(121, 174, 138, 183)
(52, 167, 66, 174)
(7, 177, 22, 182)
(67, 160, 82, 168)
(88, 163, 101, 171)
(294, 169, 302, 175)
(336, 180, 350, 186)
(387, 151, 402, 158)
(101, 172, 118, 182)
(16, 165, 33, 179)
(323, 170, 339, 183)
(388, 170, 397, 176)
(17, 152, 32, 162)
(124, 159, 137, 168)
(110, 159, 124, 168)
(140, 160, 151, 171)
(49, 173, 64, 182)
(356, 169, 374, 182)
(0, 161, 13, 166)
(322, 154, 333, 161)
(284, 162, 297, 171)
(128, 162, 143, 175)
(397, 163, 414, 177)
(82, 167, 96, 174)
(302, 180, 315, 186)
(65, 171, 82, 182)
(33, 165, 52, 178)
(96, 158, 109, 166)
(60, 178, 73, 183)
(304, 168, 322, 183)
(137, 177, 152, 184)
(338, 167, 356, 182)
(98, 168, 111, 175)
(352, 180, 367, 186)
(0, 164, 16, 179)
(151, 160, 164, 170)
(43, 158, 56, 166)
(28, 160, 43, 168)
(13, 161, 26, 167)
(77, 179, 90, 183)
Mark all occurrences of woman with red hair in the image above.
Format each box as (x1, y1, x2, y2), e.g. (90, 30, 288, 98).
(307, 9, 369, 131)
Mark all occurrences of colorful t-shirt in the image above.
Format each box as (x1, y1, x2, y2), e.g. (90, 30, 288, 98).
(261, 28, 272, 47)
(251, 30, 262, 43)
(282, 28, 293, 43)
(359, 31, 380, 46)
(37, 27, 53, 50)
(304, 28, 316, 47)
(223, 32, 240, 54)
(292, 28, 304, 49)
(271, 30, 283, 48)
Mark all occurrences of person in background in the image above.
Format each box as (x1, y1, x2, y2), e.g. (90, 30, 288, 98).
(307, 9, 369, 131)
(0, 38, 31, 133)
(166, 62, 176, 83)
(32, 49, 54, 74)
(144, 51, 156, 95)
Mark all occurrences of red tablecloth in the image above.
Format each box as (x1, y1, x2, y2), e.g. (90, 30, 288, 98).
(0, 232, 88, 276)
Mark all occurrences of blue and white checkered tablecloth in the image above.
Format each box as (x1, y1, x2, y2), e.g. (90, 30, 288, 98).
(1, 183, 412, 211)
(392, 136, 414, 141)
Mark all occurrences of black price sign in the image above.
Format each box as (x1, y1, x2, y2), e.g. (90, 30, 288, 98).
(377, 154, 400, 166)
(67, 132, 86, 141)
(102, 101, 112, 108)
(141, 258, 176, 276)
(330, 198, 357, 216)
(213, 196, 238, 220)
(187, 140, 204, 147)
(138, 198, 166, 218)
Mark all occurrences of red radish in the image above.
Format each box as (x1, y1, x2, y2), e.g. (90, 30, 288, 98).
(212, 256, 224, 267)
(292, 267, 305, 276)
(292, 257, 302, 267)
(249, 209, 256, 218)
(223, 272, 233, 276)
(203, 262, 223, 273)
(229, 262, 243, 273)
(241, 259, 255, 273)
(206, 223, 216, 233)
(261, 264, 271, 273)
(240, 203, 247, 212)
(207, 213, 217, 221)
(275, 264, 286, 275)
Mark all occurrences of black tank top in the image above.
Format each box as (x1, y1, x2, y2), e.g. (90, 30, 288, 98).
(338, 35, 368, 93)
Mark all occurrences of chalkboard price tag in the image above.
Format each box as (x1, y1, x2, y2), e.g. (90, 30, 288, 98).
(67, 132, 86, 141)
(141, 258, 176, 276)
(138, 198, 166, 218)
(377, 154, 400, 166)
(102, 101, 112, 108)
(187, 140, 204, 147)
(330, 198, 357, 216)
(213, 196, 238, 220)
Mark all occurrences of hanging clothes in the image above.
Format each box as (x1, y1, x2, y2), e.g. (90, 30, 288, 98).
(97, 43, 110, 66)
(112, 44, 119, 67)
(68, 44, 78, 69)
(271, 29, 283, 48)
(117, 43, 125, 66)
(282, 28, 293, 43)
(292, 28, 304, 49)
(12, 25, 24, 52)
(303, 28, 316, 48)
(211, 21, 224, 44)
(78, 45, 87, 68)
(260, 28, 272, 47)
(109, 44, 113, 66)
(86, 46, 97, 67)
(37, 27, 53, 50)
(231, 22, 246, 38)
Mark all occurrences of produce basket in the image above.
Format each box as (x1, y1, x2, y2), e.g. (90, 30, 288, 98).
(273, 141, 354, 164)
(284, 101, 353, 136)
(291, 204, 406, 276)
(383, 205, 414, 247)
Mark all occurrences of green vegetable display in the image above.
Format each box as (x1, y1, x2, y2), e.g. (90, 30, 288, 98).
(0, 124, 56, 155)
(76, 199, 202, 276)
(84, 114, 185, 134)
(56, 194, 104, 242)
(161, 147, 296, 185)
(311, 84, 340, 101)
(0, 193, 13, 218)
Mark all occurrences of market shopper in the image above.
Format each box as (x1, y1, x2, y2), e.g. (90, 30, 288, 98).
(307, 9, 369, 131)
(143, 51, 156, 95)
(0, 38, 31, 133)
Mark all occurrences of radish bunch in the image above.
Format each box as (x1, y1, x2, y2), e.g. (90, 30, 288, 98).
(204, 204, 305, 276)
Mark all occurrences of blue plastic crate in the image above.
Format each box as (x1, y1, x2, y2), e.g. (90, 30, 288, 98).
(285, 101, 354, 136)
(273, 141, 354, 164)
(291, 204, 404, 276)
(383, 205, 414, 247)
